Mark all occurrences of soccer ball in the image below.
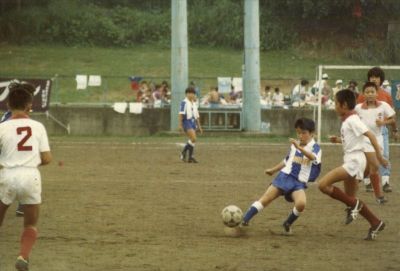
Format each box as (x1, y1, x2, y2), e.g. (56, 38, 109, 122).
(221, 205, 243, 227)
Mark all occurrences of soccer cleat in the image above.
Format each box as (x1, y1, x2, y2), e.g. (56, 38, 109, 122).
(365, 221, 385, 240)
(16, 204, 24, 217)
(15, 256, 29, 271)
(345, 199, 363, 225)
(376, 196, 388, 205)
(240, 220, 249, 227)
(282, 222, 292, 235)
(188, 157, 198, 163)
(365, 183, 373, 192)
(382, 183, 392, 193)
(180, 151, 187, 162)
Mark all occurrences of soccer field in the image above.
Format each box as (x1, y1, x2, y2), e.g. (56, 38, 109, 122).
(0, 138, 399, 271)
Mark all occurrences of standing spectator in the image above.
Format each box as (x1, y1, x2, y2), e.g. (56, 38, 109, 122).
(357, 67, 398, 192)
(291, 79, 309, 106)
(332, 79, 344, 97)
(272, 87, 284, 107)
(0, 83, 52, 270)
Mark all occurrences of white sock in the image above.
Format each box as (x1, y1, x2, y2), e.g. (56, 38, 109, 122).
(363, 178, 371, 185)
(252, 201, 264, 212)
(293, 207, 301, 216)
(381, 176, 389, 185)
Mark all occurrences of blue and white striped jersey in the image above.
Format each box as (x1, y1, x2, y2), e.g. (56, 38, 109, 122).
(179, 98, 199, 121)
(280, 138, 322, 183)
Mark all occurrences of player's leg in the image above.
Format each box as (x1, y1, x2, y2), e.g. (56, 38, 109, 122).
(16, 204, 39, 270)
(364, 152, 385, 203)
(282, 189, 306, 235)
(0, 200, 10, 226)
(380, 127, 391, 192)
(318, 166, 362, 224)
(241, 185, 281, 226)
(343, 177, 358, 197)
(185, 129, 198, 163)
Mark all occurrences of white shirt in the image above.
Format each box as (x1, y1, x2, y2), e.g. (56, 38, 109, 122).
(0, 117, 50, 168)
(355, 101, 395, 137)
(340, 114, 368, 154)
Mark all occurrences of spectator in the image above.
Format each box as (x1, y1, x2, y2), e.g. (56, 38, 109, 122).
(160, 80, 171, 105)
(202, 87, 226, 108)
(139, 81, 152, 105)
(347, 80, 359, 98)
(291, 79, 309, 107)
(189, 81, 201, 99)
(312, 73, 329, 95)
(272, 87, 284, 107)
(332, 79, 344, 97)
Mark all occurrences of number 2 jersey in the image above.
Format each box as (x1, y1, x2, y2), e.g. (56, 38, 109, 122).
(0, 116, 50, 168)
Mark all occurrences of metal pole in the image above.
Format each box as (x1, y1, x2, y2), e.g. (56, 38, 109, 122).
(317, 65, 323, 143)
(170, 0, 188, 131)
(243, 0, 261, 132)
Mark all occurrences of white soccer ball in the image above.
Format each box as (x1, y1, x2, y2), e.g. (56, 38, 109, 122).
(221, 205, 243, 227)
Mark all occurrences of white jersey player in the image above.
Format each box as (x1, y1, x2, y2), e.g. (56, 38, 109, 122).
(0, 83, 52, 271)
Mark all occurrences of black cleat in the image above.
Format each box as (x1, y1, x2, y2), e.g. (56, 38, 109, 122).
(382, 183, 392, 193)
(365, 221, 385, 240)
(180, 151, 187, 162)
(376, 196, 388, 205)
(15, 256, 29, 271)
(345, 199, 363, 225)
(282, 222, 292, 235)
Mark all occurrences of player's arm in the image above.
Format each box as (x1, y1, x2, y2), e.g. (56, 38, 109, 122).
(363, 130, 388, 167)
(376, 116, 395, 127)
(40, 151, 52, 166)
(289, 138, 316, 161)
(328, 135, 342, 143)
(265, 161, 285, 176)
(196, 117, 203, 134)
(178, 113, 184, 132)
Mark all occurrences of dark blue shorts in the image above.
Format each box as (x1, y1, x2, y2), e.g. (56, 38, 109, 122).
(183, 119, 196, 131)
(272, 172, 307, 202)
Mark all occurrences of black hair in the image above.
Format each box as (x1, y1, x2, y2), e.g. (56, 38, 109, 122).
(367, 67, 385, 85)
(8, 83, 34, 110)
(300, 79, 309, 86)
(294, 118, 315, 133)
(362, 81, 378, 92)
(185, 86, 196, 94)
(349, 80, 358, 86)
(335, 89, 356, 110)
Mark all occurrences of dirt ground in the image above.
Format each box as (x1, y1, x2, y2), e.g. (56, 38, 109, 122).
(0, 139, 399, 271)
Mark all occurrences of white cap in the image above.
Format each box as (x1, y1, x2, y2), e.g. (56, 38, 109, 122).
(336, 79, 343, 85)
(383, 80, 389, 86)
(322, 73, 329, 79)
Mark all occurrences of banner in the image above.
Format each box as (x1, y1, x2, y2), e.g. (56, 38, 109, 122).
(0, 78, 52, 112)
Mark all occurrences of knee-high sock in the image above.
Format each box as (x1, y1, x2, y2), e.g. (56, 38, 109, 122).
(188, 140, 195, 158)
(243, 201, 264, 223)
(370, 173, 382, 198)
(359, 203, 381, 227)
(329, 186, 357, 207)
(19, 227, 38, 260)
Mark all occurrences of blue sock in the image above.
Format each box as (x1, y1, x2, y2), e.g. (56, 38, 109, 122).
(243, 206, 259, 223)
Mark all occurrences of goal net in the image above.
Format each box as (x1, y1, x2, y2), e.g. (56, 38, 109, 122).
(315, 65, 400, 143)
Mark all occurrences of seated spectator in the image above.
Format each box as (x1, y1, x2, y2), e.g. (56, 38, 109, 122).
(202, 87, 227, 108)
(272, 87, 284, 107)
(160, 80, 171, 105)
(189, 81, 201, 99)
(332, 79, 344, 97)
(291, 79, 309, 107)
(227, 85, 241, 105)
(261, 86, 272, 105)
(312, 73, 329, 94)
(139, 80, 153, 105)
(347, 80, 359, 98)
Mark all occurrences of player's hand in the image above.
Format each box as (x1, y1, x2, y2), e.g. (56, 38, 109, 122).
(198, 126, 203, 135)
(265, 168, 274, 175)
(377, 155, 389, 168)
(289, 138, 299, 148)
(375, 119, 385, 127)
(329, 135, 338, 143)
(392, 131, 399, 141)
(178, 125, 184, 134)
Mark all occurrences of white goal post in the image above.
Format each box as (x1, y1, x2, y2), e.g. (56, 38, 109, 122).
(316, 65, 400, 143)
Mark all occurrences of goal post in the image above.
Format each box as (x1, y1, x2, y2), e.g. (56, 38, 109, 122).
(316, 65, 400, 143)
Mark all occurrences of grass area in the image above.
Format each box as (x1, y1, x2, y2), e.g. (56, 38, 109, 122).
(1, 44, 400, 103)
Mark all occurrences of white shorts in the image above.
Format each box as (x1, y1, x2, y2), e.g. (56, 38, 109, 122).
(342, 151, 367, 180)
(0, 167, 42, 205)
(363, 135, 384, 153)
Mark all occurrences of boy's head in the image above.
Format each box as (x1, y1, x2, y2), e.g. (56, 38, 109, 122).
(7, 83, 34, 111)
(367, 67, 385, 87)
(294, 118, 315, 133)
(335, 89, 356, 113)
(300, 79, 309, 86)
(362, 81, 378, 102)
(294, 118, 315, 145)
(185, 86, 196, 98)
